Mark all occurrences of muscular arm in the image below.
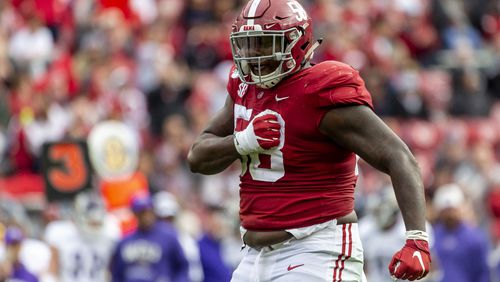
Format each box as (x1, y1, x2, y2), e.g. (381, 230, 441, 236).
(319, 105, 426, 231)
(187, 96, 240, 175)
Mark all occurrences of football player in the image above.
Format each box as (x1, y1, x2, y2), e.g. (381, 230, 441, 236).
(153, 191, 204, 282)
(44, 192, 120, 282)
(188, 0, 431, 281)
(109, 195, 189, 282)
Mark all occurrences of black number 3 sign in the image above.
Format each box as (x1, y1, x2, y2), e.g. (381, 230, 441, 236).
(42, 141, 92, 202)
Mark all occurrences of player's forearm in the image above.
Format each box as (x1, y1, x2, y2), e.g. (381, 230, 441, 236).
(387, 150, 427, 232)
(187, 133, 240, 174)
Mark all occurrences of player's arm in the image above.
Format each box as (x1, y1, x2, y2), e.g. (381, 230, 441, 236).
(187, 95, 240, 175)
(320, 105, 430, 280)
(320, 105, 425, 231)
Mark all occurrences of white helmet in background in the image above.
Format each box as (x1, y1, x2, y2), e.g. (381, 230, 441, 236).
(73, 192, 107, 238)
(369, 187, 400, 230)
(153, 191, 180, 219)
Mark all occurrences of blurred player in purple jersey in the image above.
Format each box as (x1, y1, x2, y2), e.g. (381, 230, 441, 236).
(1, 227, 38, 282)
(153, 191, 204, 282)
(110, 194, 189, 282)
(433, 184, 490, 282)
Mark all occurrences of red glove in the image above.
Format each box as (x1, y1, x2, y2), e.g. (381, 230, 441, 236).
(234, 112, 281, 155)
(251, 113, 281, 149)
(388, 239, 431, 281)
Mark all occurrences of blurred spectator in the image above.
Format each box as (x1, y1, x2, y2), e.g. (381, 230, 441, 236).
(384, 65, 430, 118)
(146, 60, 191, 137)
(130, 0, 157, 25)
(432, 183, 490, 282)
(17, 233, 51, 281)
(23, 94, 72, 158)
(489, 183, 500, 240)
(8, 14, 53, 79)
(486, 33, 500, 99)
(449, 68, 491, 116)
(150, 114, 195, 198)
(198, 204, 233, 282)
(184, 24, 228, 70)
(0, 226, 38, 282)
(489, 184, 500, 282)
(153, 191, 204, 282)
(455, 140, 500, 218)
(0, 201, 52, 281)
(105, 66, 149, 132)
(110, 194, 189, 282)
(360, 187, 408, 282)
(184, 0, 215, 27)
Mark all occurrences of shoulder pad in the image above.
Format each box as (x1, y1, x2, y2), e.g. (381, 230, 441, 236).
(304, 61, 363, 94)
(303, 61, 373, 109)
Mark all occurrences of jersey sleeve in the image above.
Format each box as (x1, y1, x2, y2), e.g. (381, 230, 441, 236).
(308, 61, 373, 110)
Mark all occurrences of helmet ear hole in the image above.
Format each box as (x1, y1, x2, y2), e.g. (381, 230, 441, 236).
(283, 40, 290, 51)
(300, 41, 310, 50)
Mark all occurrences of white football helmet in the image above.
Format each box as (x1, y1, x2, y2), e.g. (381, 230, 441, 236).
(73, 192, 106, 238)
(368, 187, 400, 230)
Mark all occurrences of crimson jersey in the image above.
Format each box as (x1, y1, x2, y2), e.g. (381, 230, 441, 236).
(227, 61, 373, 231)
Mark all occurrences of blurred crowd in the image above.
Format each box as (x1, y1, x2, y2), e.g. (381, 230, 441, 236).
(0, 0, 499, 281)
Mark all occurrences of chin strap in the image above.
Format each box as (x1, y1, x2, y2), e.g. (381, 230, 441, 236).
(250, 65, 284, 89)
(301, 38, 323, 67)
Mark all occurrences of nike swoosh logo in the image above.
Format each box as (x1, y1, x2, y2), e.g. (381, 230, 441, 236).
(287, 264, 304, 271)
(275, 95, 289, 102)
(412, 251, 426, 277)
(265, 23, 277, 29)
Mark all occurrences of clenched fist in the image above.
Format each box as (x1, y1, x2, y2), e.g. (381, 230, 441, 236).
(234, 111, 281, 155)
(389, 239, 431, 281)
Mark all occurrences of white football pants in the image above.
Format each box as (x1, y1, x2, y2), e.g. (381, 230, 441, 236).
(231, 221, 368, 282)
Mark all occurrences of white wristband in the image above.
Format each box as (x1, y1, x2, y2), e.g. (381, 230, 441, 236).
(234, 122, 261, 155)
(406, 230, 429, 241)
